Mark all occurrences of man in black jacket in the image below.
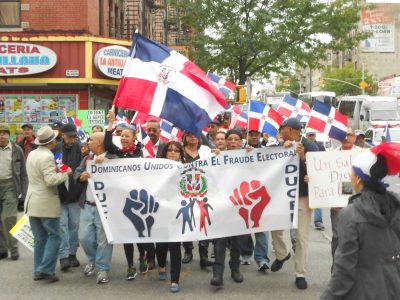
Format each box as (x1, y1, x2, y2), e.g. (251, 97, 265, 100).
(53, 123, 83, 271)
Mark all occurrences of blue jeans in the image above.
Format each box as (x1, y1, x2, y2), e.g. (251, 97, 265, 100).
(59, 202, 81, 258)
(29, 217, 61, 276)
(254, 231, 270, 265)
(314, 208, 323, 224)
(79, 204, 113, 272)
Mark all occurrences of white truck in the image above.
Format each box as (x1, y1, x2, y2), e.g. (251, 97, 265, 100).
(338, 95, 400, 131)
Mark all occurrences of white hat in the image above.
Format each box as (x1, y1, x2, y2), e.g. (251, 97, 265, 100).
(305, 128, 317, 135)
(34, 126, 58, 145)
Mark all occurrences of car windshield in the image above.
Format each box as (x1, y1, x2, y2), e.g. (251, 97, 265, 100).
(373, 128, 400, 142)
(370, 110, 399, 121)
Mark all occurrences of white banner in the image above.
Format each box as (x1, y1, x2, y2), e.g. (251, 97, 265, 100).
(88, 147, 299, 243)
(307, 150, 362, 208)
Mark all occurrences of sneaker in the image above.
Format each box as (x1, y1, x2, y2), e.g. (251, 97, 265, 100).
(96, 271, 109, 284)
(240, 256, 252, 265)
(271, 253, 291, 272)
(126, 266, 137, 280)
(139, 257, 149, 274)
(159, 267, 167, 281)
(181, 252, 193, 264)
(295, 277, 308, 289)
(258, 262, 269, 272)
(84, 262, 96, 277)
(60, 257, 71, 271)
(170, 283, 180, 293)
(315, 222, 325, 231)
(68, 255, 80, 267)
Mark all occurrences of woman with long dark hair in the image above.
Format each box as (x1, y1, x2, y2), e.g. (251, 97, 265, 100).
(156, 141, 184, 293)
(321, 143, 400, 300)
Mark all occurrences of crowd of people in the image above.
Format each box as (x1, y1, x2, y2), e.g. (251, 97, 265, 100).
(0, 112, 399, 298)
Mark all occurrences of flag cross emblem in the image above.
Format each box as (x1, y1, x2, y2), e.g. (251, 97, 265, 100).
(158, 65, 176, 84)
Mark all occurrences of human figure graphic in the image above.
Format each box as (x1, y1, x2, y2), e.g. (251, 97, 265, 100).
(176, 200, 194, 234)
(197, 197, 213, 236)
(189, 197, 196, 228)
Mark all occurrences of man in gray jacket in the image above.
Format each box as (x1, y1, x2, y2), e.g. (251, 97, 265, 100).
(0, 124, 28, 261)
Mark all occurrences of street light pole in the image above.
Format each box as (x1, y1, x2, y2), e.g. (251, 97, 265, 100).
(322, 77, 364, 91)
(361, 63, 365, 95)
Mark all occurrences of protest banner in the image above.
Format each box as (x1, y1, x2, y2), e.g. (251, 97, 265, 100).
(307, 150, 362, 208)
(9, 214, 34, 252)
(88, 147, 299, 243)
(77, 110, 105, 133)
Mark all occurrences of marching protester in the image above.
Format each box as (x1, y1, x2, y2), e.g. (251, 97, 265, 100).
(205, 119, 221, 149)
(210, 128, 246, 287)
(25, 126, 72, 283)
(75, 132, 115, 284)
(104, 111, 152, 280)
(0, 124, 28, 261)
(51, 121, 63, 143)
(181, 131, 213, 267)
(214, 131, 227, 151)
(321, 143, 400, 299)
(146, 119, 166, 157)
(18, 123, 37, 160)
(156, 141, 185, 293)
(241, 129, 270, 272)
(270, 118, 319, 290)
(53, 123, 83, 271)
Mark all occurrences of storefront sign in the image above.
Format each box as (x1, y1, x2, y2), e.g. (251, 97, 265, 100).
(94, 45, 129, 79)
(0, 42, 58, 76)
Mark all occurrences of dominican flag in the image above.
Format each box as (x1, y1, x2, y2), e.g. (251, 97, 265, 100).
(234, 111, 248, 129)
(277, 95, 311, 121)
(115, 112, 129, 124)
(384, 123, 391, 142)
(207, 72, 236, 98)
(248, 100, 284, 137)
(66, 117, 88, 144)
(307, 101, 348, 141)
(131, 111, 160, 125)
(138, 124, 155, 158)
(113, 33, 226, 136)
(160, 119, 184, 142)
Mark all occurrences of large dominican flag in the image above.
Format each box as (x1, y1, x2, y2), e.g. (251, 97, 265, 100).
(307, 101, 348, 141)
(277, 95, 311, 121)
(248, 100, 284, 137)
(113, 33, 226, 136)
(160, 119, 184, 142)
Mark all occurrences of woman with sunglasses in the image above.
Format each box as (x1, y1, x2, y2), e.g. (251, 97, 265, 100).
(156, 141, 185, 293)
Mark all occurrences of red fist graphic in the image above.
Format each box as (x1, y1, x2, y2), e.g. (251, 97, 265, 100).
(229, 180, 271, 228)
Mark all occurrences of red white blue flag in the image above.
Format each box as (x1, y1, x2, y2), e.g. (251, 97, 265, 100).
(138, 124, 155, 158)
(248, 100, 284, 137)
(113, 33, 226, 136)
(207, 72, 236, 98)
(307, 101, 348, 141)
(160, 119, 184, 142)
(277, 95, 311, 121)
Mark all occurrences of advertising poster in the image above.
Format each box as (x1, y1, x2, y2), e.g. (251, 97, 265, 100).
(58, 95, 77, 121)
(77, 110, 105, 134)
(40, 96, 59, 123)
(23, 96, 41, 123)
(5, 96, 23, 123)
(0, 96, 4, 122)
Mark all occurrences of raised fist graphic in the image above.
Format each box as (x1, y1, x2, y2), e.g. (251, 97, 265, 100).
(123, 189, 159, 237)
(229, 180, 271, 228)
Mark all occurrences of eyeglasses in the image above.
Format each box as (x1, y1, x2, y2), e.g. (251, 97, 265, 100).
(167, 148, 180, 153)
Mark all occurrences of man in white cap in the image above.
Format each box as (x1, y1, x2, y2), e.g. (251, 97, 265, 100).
(25, 126, 72, 283)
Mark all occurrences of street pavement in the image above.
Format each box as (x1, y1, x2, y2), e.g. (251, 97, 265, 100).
(2, 210, 334, 300)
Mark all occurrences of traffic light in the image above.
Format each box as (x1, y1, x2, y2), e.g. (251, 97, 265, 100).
(236, 85, 247, 103)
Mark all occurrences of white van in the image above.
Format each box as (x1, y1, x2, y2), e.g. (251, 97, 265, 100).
(338, 95, 400, 131)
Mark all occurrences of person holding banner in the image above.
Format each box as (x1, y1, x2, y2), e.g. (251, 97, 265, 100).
(75, 132, 117, 284)
(321, 143, 400, 300)
(155, 141, 185, 293)
(105, 111, 156, 279)
(210, 129, 246, 287)
(270, 118, 318, 290)
(25, 126, 72, 283)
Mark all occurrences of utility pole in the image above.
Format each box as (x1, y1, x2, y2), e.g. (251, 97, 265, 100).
(361, 62, 365, 95)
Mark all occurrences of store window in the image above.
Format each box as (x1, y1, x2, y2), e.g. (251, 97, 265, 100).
(0, 0, 21, 27)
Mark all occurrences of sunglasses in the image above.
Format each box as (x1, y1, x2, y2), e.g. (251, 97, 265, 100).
(167, 148, 180, 153)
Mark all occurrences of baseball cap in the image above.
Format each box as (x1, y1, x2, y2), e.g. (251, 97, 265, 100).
(21, 123, 33, 130)
(209, 120, 221, 126)
(0, 124, 10, 134)
(280, 118, 302, 131)
(62, 123, 78, 136)
(355, 129, 365, 138)
(52, 120, 63, 130)
(226, 129, 243, 140)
